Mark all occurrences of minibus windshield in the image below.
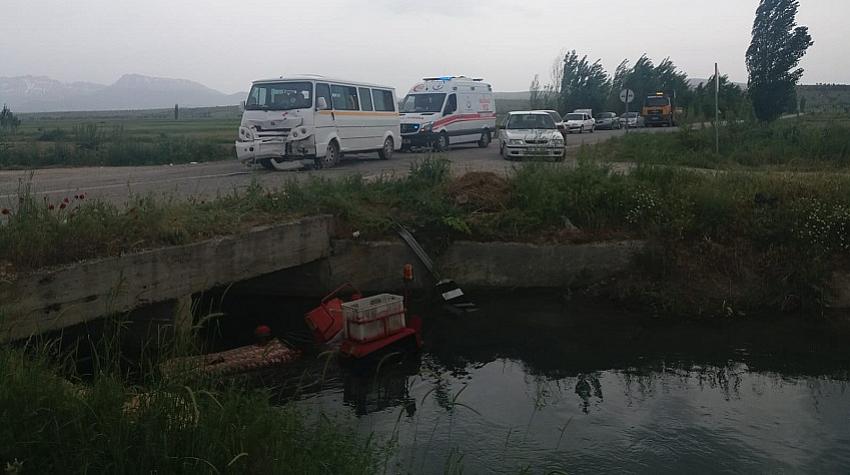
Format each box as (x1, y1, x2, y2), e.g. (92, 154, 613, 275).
(401, 93, 446, 113)
(245, 82, 313, 111)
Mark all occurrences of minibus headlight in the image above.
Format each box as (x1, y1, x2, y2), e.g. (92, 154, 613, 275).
(508, 139, 524, 145)
(420, 122, 434, 133)
(239, 127, 255, 141)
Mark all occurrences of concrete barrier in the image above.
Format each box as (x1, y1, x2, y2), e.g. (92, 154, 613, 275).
(237, 239, 647, 297)
(0, 216, 333, 341)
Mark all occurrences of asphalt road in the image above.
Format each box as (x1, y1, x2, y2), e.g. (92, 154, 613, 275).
(0, 126, 676, 207)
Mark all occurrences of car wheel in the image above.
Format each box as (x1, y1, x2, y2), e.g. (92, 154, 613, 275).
(316, 140, 340, 169)
(500, 143, 510, 160)
(378, 137, 394, 160)
(477, 130, 491, 148)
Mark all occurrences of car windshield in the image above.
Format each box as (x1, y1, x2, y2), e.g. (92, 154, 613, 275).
(596, 113, 615, 119)
(565, 113, 585, 120)
(245, 82, 313, 111)
(506, 114, 556, 129)
(545, 111, 563, 122)
(401, 93, 446, 113)
(645, 96, 670, 107)
(622, 112, 638, 118)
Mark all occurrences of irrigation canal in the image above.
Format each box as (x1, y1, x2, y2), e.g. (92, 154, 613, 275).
(204, 291, 850, 474)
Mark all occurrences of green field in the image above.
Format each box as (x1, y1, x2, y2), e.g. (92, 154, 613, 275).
(0, 107, 240, 168)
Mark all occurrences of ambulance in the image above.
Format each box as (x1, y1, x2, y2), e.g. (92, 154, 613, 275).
(399, 76, 496, 151)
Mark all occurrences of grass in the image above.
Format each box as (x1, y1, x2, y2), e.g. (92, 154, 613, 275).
(0, 333, 386, 474)
(0, 109, 238, 168)
(579, 115, 850, 170)
(3, 157, 850, 316)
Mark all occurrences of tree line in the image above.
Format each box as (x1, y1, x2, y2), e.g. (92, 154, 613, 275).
(531, 0, 812, 123)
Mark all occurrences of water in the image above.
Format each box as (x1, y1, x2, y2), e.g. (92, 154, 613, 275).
(225, 292, 850, 474)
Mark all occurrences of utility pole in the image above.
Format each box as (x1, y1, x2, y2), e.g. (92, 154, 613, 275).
(715, 63, 720, 155)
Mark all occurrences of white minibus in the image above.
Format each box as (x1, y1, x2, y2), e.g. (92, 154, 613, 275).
(236, 75, 400, 170)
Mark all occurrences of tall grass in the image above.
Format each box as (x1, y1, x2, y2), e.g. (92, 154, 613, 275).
(580, 117, 850, 170)
(0, 339, 386, 474)
(0, 181, 295, 272)
(3, 158, 850, 314)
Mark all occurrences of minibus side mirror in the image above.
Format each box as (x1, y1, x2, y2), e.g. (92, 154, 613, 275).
(317, 97, 329, 110)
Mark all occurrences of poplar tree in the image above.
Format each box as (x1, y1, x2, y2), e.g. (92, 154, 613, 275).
(746, 0, 813, 121)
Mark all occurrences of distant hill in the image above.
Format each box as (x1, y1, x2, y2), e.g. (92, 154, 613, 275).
(0, 74, 246, 113)
(797, 84, 850, 113)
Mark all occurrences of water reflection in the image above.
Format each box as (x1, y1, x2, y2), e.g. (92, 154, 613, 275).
(232, 292, 850, 473)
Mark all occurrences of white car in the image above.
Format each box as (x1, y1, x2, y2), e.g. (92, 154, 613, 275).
(499, 111, 566, 161)
(563, 112, 595, 134)
(540, 109, 567, 136)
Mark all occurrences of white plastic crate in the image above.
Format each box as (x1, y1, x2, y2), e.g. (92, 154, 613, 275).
(342, 294, 404, 323)
(342, 294, 406, 343)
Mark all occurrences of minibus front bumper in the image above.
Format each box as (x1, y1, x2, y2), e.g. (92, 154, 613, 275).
(235, 138, 316, 168)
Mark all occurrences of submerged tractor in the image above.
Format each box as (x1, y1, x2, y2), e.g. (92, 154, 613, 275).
(641, 91, 677, 127)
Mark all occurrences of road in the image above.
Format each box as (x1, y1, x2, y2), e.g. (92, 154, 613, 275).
(0, 127, 676, 207)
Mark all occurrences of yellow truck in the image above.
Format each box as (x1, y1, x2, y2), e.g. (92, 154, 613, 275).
(641, 92, 677, 127)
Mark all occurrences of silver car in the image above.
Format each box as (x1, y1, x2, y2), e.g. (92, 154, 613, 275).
(619, 112, 645, 128)
(499, 111, 566, 161)
(595, 112, 621, 130)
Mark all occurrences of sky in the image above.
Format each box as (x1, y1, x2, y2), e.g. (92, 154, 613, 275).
(2, 0, 847, 94)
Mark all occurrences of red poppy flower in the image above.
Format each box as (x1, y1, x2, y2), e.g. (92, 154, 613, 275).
(60, 203, 67, 210)
(48, 204, 55, 210)
(1, 208, 9, 215)
(63, 197, 70, 204)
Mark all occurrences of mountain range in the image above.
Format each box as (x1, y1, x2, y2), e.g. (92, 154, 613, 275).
(0, 74, 246, 113)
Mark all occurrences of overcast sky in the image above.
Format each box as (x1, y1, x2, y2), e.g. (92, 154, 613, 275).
(2, 0, 846, 94)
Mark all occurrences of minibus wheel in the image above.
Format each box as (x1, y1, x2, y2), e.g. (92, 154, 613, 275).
(257, 158, 276, 171)
(317, 140, 340, 169)
(378, 137, 394, 160)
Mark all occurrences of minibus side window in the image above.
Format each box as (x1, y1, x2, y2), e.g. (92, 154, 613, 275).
(373, 90, 396, 112)
(359, 88, 374, 111)
(315, 83, 332, 110)
(331, 84, 359, 111)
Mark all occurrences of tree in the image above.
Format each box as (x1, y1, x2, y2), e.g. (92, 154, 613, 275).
(603, 55, 691, 114)
(746, 0, 813, 121)
(529, 75, 542, 110)
(559, 50, 611, 114)
(692, 75, 748, 121)
(0, 105, 21, 134)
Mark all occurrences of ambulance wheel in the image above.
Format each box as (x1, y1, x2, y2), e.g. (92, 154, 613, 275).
(378, 137, 394, 160)
(316, 140, 340, 169)
(477, 130, 491, 148)
(434, 132, 449, 152)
